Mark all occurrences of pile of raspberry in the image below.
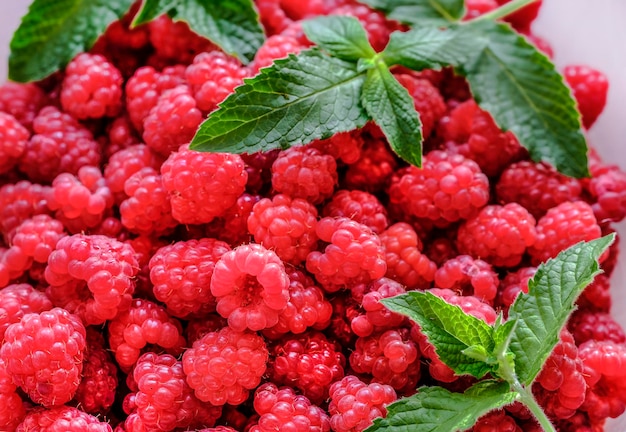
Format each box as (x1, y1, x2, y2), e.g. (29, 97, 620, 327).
(0, 1, 624, 431)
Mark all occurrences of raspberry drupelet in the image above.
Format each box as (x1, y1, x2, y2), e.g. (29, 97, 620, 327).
(161, 146, 248, 225)
(0, 307, 86, 407)
(323, 189, 389, 235)
(149, 238, 231, 318)
(563, 65, 609, 129)
(16, 406, 113, 432)
(577, 273, 612, 312)
(435, 255, 500, 303)
(0, 112, 29, 175)
(183, 326, 269, 406)
(210, 243, 290, 331)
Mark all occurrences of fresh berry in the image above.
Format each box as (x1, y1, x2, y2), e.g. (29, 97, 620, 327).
(311, 130, 364, 165)
(350, 278, 408, 338)
(435, 255, 499, 303)
(0, 357, 26, 430)
(0, 112, 29, 175)
(16, 406, 113, 432)
(471, 410, 521, 432)
(577, 273, 611, 312)
(0, 181, 51, 242)
(496, 266, 536, 311)
(0, 283, 52, 341)
(563, 65, 608, 129)
(343, 136, 398, 193)
(333, 3, 398, 52)
(148, 15, 216, 64)
(585, 163, 626, 223)
(463, 0, 498, 20)
(242, 149, 280, 194)
(394, 73, 447, 138)
(323, 189, 389, 234)
(0, 82, 48, 130)
(206, 193, 261, 247)
(252, 34, 305, 72)
(185, 313, 228, 344)
(496, 0, 542, 33)
(104, 114, 141, 158)
(568, 310, 626, 345)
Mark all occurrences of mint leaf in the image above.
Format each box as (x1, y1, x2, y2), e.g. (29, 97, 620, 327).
(9, 0, 134, 82)
(508, 234, 615, 386)
(358, 0, 465, 26)
(302, 16, 376, 62)
(190, 49, 369, 154)
(133, 0, 264, 64)
(382, 291, 494, 378)
(365, 381, 517, 432)
(361, 63, 423, 166)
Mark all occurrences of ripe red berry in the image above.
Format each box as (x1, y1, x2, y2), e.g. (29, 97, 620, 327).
(435, 255, 499, 303)
(323, 189, 389, 235)
(0, 112, 29, 175)
(16, 406, 113, 432)
(0, 181, 51, 243)
(0, 357, 26, 430)
(394, 73, 446, 138)
(564, 65, 608, 129)
(0, 82, 48, 130)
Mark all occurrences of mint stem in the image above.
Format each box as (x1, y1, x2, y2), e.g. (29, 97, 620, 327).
(514, 382, 557, 432)
(471, 0, 540, 22)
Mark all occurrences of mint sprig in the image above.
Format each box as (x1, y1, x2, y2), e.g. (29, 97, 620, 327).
(357, 0, 465, 26)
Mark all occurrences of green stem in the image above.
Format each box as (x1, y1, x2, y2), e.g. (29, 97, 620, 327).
(472, 0, 540, 22)
(514, 382, 557, 432)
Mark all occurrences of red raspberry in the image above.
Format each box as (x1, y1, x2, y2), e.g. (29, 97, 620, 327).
(528, 201, 601, 265)
(107, 298, 186, 372)
(496, 266, 536, 312)
(533, 330, 586, 420)
(435, 255, 499, 303)
(0, 112, 29, 175)
(16, 406, 113, 432)
(131, 352, 222, 431)
(0, 357, 26, 430)
(424, 235, 458, 267)
(47, 166, 114, 233)
(463, 0, 498, 19)
(125, 65, 186, 133)
(100, 3, 150, 51)
(120, 168, 177, 236)
(255, 0, 292, 35)
(185, 313, 228, 344)
(142, 85, 203, 156)
(104, 114, 141, 159)
(242, 149, 280, 194)
(563, 65, 608, 129)
(577, 273, 611, 312)
(206, 193, 261, 247)
(264, 267, 332, 338)
(75, 329, 118, 414)
(271, 146, 338, 205)
(388, 150, 490, 227)
(183, 326, 269, 406)
(394, 74, 446, 138)
(496, 161, 582, 219)
(350, 328, 421, 394)
(269, 331, 345, 404)
(306, 216, 387, 293)
(568, 310, 626, 345)
(148, 15, 216, 64)
(457, 203, 537, 268)
(496, 0, 542, 33)
(19, 106, 101, 183)
(0, 82, 48, 130)
(161, 147, 248, 224)
(586, 163, 626, 223)
(333, 3, 399, 52)
(149, 238, 231, 318)
(525, 33, 554, 58)
(350, 278, 408, 337)
(252, 34, 305, 72)
(60, 53, 123, 119)
(0, 283, 52, 342)
(211, 243, 289, 331)
(248, 194, 319, 265)
(186, 51, 249, 112)
(0, 308, 86, 406)
(379, 222, 436, 290)
(328, 375, 397, 432)
(250, 383, 331, 432)
(343, 137, 397, 193)
(311, 130, 365, 165)
(323, 190, 389, 235)
(554, 412, 602, 432)
(471, 410, 521, 432)
(327, 292, 360, 347)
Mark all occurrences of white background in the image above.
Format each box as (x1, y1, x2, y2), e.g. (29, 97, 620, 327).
(0, 0, 625, 429)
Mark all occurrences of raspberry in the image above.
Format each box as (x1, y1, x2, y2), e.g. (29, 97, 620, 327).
(16, 406, 113, 432)
(563, 65, 608, 129)
(264, 267, 333, 338)
(104, 144, 165, 204)
(248, 194, 319, 264)
(0, 283, 52, 342)
(120, 168, 177, 236)
(577, 273, 611, 312)
(310, 130, 364, 165)
(327, 292, 360, 347)
(379, 222, 436, 290)
(333, 3, 399, 52)
(211, 243, 290, 331)
(107, 298, 186, 371)
(269, 331, 345, 404)
(343, 137, 398, 193)
(528, 201, 601, 265)
(242, 149, 280, 194)
(125, 65, 186, 133)
(323, 190, 389, 235)
(394, 74, 446, 138)
(104, 114, 141, 159)
(185, 313, 228, 344)
(471, 410, 521, 432)
(250, 383, 331, 432)
(18, 106, 101, 183)
(435, 255, 499, 303)
(142, 85, 203, 156)
(424, 235, 458, 267)
(186, 51, 249, 112)
(271, 146, 338, 205)
(568, 310, 626, 345)
(131, 352, 222, 431)
(328, 375, 397, 432)
(0, 82, 48, 131)
(183, 326, 269, 406)
(148, 15, 216, 64)
(60, 53, 123, 119)
(456, 203, 537, 268)
(161, 147, 248, 224)
(496, 0, 542, 33)
(255, 0, 292, 35)
(350, 278, 408, 337)
(496, 266, 536, 312)
(463, 0, 498, 20)
(45, 234, 138, 325)
(252, 34, 305, 72)
(206, 193, 260, 246)
(586, 163, 626, 223)
(0, 357, 26, 430)
(306, 217, 387, 292)
(149, 238, 231, 318)
(533, 330, 586, 420)
(350, 328, 421, 394)
(495, 161, 582, 219)
(0, 308, 86, 406)
(75, 328, 118, 414)
(387, 150, 490, 227)
(0, 112, 29, 175)
(46, 166, 115, 233)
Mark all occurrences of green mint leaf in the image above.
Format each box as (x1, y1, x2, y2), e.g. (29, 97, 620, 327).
(508, 234, 615, 386)
(365, 381, 517, 432)
(302, 16, 376, 61)
(381, 291, 494, 378)
(361, 62, 423, 166)
(9, 0, 134, 82)
(493, 319, 516, 354)
(358, 0, 465, 26)
(133, 0, 264, 64)
(190, 49, 369, 154)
